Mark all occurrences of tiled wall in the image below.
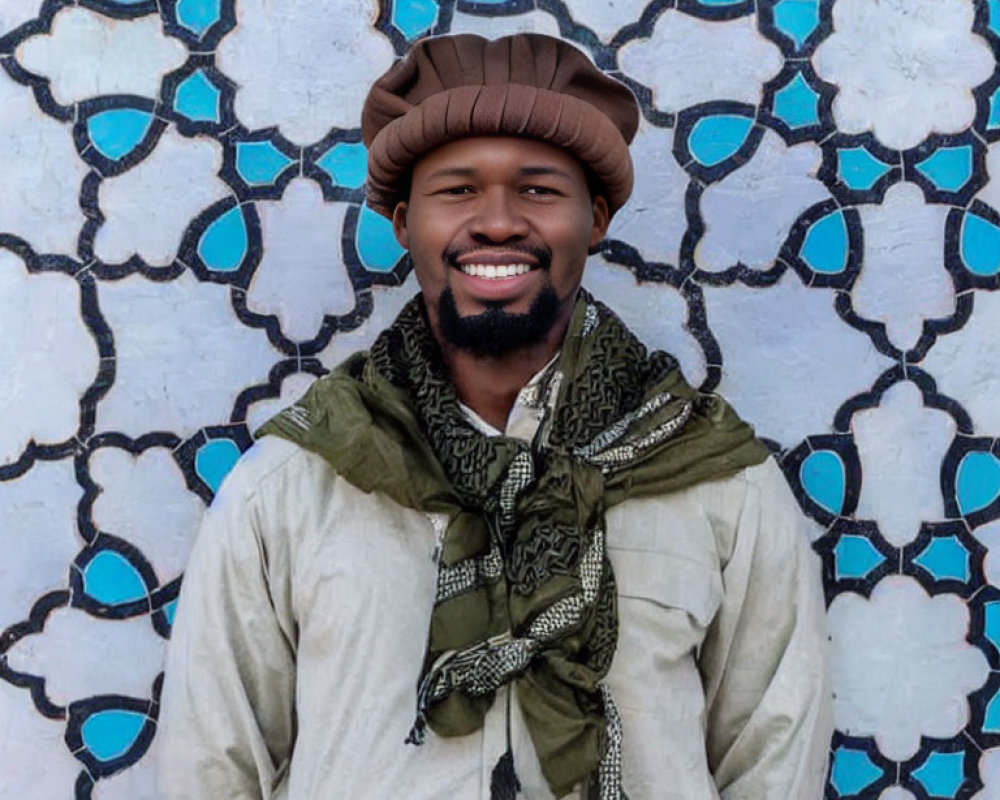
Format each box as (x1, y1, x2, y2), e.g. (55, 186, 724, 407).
(2, 0, 1000, 797)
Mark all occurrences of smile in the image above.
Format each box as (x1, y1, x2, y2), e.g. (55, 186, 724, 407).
(458, 263, 535, 279)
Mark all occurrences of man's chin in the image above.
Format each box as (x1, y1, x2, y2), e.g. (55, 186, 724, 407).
(437, 286, 559, 358)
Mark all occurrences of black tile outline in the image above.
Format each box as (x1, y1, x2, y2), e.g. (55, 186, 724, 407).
(0, 590, 70, 720)
(72, 95, 167, 178)
(812, 518, 899, 605)
(900, 519, 987, 599)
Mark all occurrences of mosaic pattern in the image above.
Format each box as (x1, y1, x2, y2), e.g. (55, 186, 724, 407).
(3, 0, 1000, 796)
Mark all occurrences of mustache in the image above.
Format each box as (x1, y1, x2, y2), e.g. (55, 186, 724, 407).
(442, 244, 552, 271)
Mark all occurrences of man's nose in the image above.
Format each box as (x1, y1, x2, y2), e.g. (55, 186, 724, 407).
(468, 188, 529, 242)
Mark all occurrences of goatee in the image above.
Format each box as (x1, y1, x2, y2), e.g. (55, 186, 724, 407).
(437, 285, 560, 358)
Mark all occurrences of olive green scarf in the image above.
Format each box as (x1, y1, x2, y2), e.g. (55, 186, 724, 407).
(257, 291, 767, 799)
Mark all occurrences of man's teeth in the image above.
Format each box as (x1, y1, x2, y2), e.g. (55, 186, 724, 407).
(459, 263, 533, 279)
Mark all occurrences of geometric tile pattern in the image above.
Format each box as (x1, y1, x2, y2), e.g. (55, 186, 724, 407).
(3, 0, 1000, 796)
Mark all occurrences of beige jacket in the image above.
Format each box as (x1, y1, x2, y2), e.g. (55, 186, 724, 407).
(159, 424, 831, 799)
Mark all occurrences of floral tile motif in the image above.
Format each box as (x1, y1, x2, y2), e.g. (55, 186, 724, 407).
(2, 0, 1000, 796)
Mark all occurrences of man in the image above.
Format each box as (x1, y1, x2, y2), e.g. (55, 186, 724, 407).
(159, 32, 831, 800)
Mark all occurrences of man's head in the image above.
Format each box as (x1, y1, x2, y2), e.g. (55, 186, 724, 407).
(361, 33, 639, 357)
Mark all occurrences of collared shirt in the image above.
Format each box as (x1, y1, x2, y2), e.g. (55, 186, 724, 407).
(159, 384, 832, 800)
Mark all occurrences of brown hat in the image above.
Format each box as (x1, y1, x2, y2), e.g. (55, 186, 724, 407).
(361, 33, 640, 218)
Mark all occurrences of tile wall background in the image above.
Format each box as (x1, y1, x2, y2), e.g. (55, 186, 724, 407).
(3, 0, 1000, 797)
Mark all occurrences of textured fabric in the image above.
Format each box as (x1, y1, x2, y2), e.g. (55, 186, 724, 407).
(256, 291, 768, 797)
(361, 33, 640, 218)
(157, 439, 833, 800)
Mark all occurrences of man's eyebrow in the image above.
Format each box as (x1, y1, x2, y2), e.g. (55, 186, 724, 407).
(425, 167, 476, 180)
(518, 166, 574, 180)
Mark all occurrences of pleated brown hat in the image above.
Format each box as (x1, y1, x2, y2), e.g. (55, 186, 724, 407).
(361, 33, 640, 219)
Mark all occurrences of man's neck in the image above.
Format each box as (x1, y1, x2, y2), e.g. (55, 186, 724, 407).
(439, 328, 566, 432)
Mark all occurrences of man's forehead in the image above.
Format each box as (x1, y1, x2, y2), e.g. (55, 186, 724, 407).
(412, 136, 586, 181)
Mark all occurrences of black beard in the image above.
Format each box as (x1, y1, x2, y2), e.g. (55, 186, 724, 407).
(437, 284, 560, 358)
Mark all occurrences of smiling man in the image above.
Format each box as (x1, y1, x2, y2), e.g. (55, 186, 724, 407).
(159, 33, 831, 800)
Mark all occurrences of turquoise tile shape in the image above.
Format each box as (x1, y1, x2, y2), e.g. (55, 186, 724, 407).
(87, 108, 153, 161)
(799, 209, 848, 274)
(81, 710, 146, 761)
(316, 141, 367, 189)
(990, 0, 1000, 37)
(956, 451, 1000, 514)
(235, 141, 295, 186)
(176, 0, 221, 36)
(837, 147, 891, 191)
(960, 211, 1000, 276)
(772, 72, 820, 129)
(163, 599, 178, 626)
(174, 70, 220, 123)
(195, 439, 242, 493)
(830, 747, 883, 796)
(915, 146, 973, 193)
(772, 0, 819, 48)
(989, 87, 1000, 131)
(391, 0, 438, 40)
(197, 205, 248, 272)
(688, 114, 754, 167)
(833, 535, 885, 580)
(800, 450, 845, 512)
(911, 750, 965, 798)
(83, 551, 147, 606)
(913, 536, 970, 582)
(985, 602, 1000, 658)
(984, 687, 1000, 733)
(356, 203, 406, 272)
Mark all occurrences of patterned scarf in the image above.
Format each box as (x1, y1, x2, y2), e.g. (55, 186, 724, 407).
(257, 291, 767, 799)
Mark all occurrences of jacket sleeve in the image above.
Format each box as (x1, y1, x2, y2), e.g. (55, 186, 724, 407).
(157, 455, 297, 800)
(698, 459, 833, 799)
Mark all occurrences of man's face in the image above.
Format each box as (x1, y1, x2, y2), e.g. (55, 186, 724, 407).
(392, 136, 610, 357)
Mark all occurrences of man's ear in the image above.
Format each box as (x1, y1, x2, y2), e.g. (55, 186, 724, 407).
(589, 195, 611, 249)
(392, 201, 410, 250)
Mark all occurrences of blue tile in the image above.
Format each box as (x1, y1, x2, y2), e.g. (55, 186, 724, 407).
(87, 108, 153, 161)
(834, 535, 885, 580)
(800, 449, 845, 512)
(391, 0, 439, 40)
(81, 710, 146, 762)
(195, 439, 242, 493)
(990, 0, 1000, 37)
(913, 536, 970, 582)
(316, 141, 367, 189)
(915, 146, 972, 193)
(772, 0, 819, 48)
(960, 211, 1000, 276)
(800, 209, 848, 275)
(989, 87, 1000, 131)
(197, 205, 248, 272)
(176, 0, 221, 36)
(687, 114, 754, 167)
(956, 451, 1000, 514)
(772, 72, 820, 129)
(356, 203, 406, 272)
(830, 747, 884, 796)
(163, 599, 178, 627)
(837, 147, 891, 191)
(984, 687, 1000, 733)
(83, 551, 147, 606)
(911, 750, 965, 798)
(235, 141, 295, 186)
(985, 602, 1000, 659)
(174, 70, 221, 123)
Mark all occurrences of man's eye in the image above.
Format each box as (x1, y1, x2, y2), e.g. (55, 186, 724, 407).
(524, 186, 558, 195)
(440, 186, 473, 195)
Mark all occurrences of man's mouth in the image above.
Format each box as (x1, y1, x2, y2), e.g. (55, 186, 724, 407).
(457, 262, 535, 279)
